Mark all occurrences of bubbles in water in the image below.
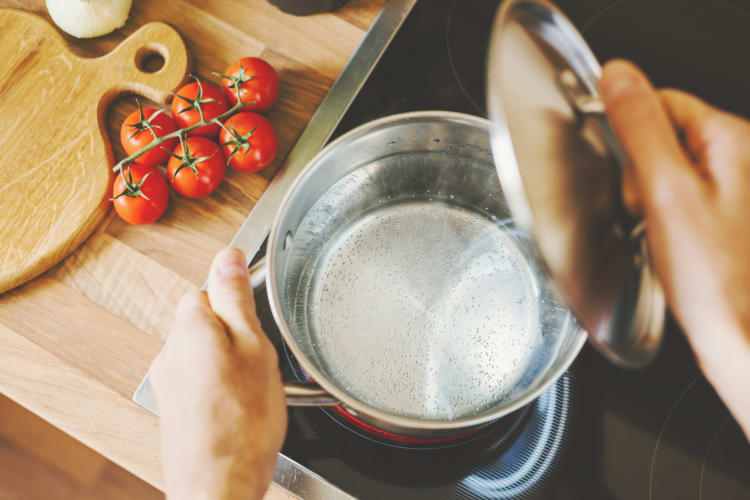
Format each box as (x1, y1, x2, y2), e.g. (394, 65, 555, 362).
(308, 201, 540, 420)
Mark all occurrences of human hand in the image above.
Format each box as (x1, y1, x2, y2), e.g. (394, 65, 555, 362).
(151, 248, 287, 500)
(600, 60, 750, 438)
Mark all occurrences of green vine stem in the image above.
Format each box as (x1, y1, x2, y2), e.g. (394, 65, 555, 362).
(212, 67, 258, 97)
(112, 75, 255, 174)
(111, 165, 152, 201)
(216, 119, 257, 164)
(167, 133, 215, 180)
(126, 99, 167, 140)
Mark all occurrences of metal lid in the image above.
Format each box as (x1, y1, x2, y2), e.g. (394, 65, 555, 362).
(486, 0, 665, 367)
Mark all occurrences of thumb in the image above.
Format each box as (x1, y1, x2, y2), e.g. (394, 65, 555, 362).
(600, 59, 699, 212)
(206, 247, 263, 351)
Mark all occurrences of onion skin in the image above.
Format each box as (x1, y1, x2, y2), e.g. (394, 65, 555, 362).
(46, 0, 133, 39)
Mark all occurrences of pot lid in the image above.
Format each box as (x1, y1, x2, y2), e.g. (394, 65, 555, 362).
(486, 0, 665, 367)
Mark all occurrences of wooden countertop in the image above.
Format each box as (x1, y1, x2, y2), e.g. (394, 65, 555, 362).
(0, 0, 385, 496)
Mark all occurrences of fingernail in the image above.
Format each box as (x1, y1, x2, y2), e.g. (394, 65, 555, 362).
(215, 248, 248, 278)
(601, 61, 642, 102)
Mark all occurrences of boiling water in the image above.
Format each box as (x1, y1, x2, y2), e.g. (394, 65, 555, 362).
(308, 201, 540, 420)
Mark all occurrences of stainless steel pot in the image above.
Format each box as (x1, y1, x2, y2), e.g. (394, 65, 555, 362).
(252, 111, 586, 437)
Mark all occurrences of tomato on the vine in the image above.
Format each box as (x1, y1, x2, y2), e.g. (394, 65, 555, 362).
(217, 57, 279, 112)
(219, 112, 277, 172)
(166, 136, 225, 199)
(119, 102, 177, 166)
(171, 79, 228, 138)
(112, 164, 169, 225)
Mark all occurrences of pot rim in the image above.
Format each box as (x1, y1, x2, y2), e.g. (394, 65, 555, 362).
(266, 110, 587, 431)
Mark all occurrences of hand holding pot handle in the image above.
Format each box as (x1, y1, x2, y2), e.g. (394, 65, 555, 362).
(601, 60, 750, 439)
(151, 248, 287, 500)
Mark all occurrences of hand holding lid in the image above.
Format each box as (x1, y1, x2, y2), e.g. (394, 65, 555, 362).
(486, 0, 665, 367)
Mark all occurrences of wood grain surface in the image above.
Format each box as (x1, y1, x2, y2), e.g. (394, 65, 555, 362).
(0, 394, 163, 500)
(0, 10, 190, 294)
(0, 0, 385, 497)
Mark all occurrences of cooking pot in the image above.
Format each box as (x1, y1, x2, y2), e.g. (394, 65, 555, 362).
(250, 111, 586, 438)
(249, 0, 667, 439)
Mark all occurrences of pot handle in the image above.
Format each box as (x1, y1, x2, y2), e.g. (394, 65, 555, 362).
(249, 258, 340, 407)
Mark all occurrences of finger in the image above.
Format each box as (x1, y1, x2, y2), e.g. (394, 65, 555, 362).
(153, 291, 228, 384)
(659, 88, 750, 184)
(206, 247, 263, 352)
(171, 291, 232, 354)
(658, 88, 715, 162)
(171, 290, 226, 338)
(600, 60, 702, 212)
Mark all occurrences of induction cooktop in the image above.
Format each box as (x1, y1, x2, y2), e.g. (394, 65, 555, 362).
(137, 0, 750, 498)
(275, 0, 750, 498)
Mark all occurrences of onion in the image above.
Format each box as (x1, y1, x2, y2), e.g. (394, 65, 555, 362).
(46, 0, 133, 39)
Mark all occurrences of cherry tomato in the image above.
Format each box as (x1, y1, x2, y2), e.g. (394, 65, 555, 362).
(119, 104, 177, 166)
(167, 137, 225, 199)
(171, 80, 228, 138)
(112, 164, 169, 225)
(219, 57, 279, 112)
(219, 112, 277, 172)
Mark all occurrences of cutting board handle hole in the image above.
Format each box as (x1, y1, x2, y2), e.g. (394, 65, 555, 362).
(135, 46, 166, 74)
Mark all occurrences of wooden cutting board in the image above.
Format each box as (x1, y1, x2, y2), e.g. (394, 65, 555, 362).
(0, 9, 190, 294)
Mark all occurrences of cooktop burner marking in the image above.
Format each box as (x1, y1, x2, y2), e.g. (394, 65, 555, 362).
(699, 415, 733, 500)
(445, 0, 484, 115)
(715, 0, 750, 19)
(648, 374, 702, 500)
(580, 0, 629, 33)
(461, 374, 570, 498)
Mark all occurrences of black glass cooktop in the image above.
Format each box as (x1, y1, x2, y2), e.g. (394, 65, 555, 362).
(259, 0, 750, 498)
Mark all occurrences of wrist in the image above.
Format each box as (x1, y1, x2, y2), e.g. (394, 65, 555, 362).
(687, 322, 750, 439)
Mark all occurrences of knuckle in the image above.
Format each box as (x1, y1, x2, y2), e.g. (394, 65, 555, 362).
(658, 87, 687, 103)
(175, 296, 223, 332)
(240, 332, 278, 365)
(701, 113, 735, 144)
(211, 288, 251, 308)
(169, 314, 229, 358)
(262, 339, 280, 365)
(700, 111, 727, 132)
(692, 113, 740, 162)
(658, 87, 679, 97)
(609, 101, 664, 147)
(177, 290, 207, 314)
(617, 98, 660, 129)
(239, 334, 264, 359)
(647, 173, 680, 209)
